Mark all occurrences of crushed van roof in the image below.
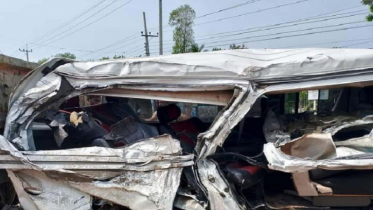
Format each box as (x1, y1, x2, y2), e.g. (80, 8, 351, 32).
(54, 48, 373, 83)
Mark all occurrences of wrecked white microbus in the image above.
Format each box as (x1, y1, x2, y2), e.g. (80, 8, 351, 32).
(1, 48, 373, 209)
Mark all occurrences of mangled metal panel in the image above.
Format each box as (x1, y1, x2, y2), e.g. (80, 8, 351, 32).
(0, 135, 193, 172)
(69, 168, 182, 210)
(53, 49, 373, 84)
(279, 133, 336, 160)
(264, 117, 373, 173)
(2, 48, 373, 209)
(193, 85, 263, 210)
(4, 135, 192, 210)
(8, 170, 92, 210)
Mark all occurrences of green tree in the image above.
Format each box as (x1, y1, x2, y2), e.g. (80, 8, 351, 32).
(113, 55, 125, 59)
(362, 0, 373, 21)
(190, 44, 207, 52)
(229, 44, 248, 49)
(100, 57, 110, 60)
(55, 52, 76, 59)
(37, 58, 49, 65)
(169, 5, 196, 54)
(37, 52, 76, 65)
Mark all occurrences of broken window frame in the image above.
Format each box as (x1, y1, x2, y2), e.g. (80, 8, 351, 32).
(1, 59, 253, 209)
(261, 75, 373, 172)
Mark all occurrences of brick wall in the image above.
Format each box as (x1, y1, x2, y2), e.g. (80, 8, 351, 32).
(0, 55, 37, 129)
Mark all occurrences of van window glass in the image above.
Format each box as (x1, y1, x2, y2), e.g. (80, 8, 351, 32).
(127, 99, 220, 123)
(284, 93, 296, 114)
(299, 91, 317, 113)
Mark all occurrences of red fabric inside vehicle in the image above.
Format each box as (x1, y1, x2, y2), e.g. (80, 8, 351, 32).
(225, 162, 263, 189)
(157, 104, 206, 147)
(169, 119, 201, 146)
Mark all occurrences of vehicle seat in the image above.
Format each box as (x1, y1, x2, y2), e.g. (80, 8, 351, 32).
(157, 104, 181, 139)
(157, 104, 207, 153)
(225, 162, 264, 189)
(310, 169, 373, 195)
(83, 102, 140, 126)
(169, 117, 207, 146)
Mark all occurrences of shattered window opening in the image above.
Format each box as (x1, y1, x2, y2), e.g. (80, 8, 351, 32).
(31, 90, 230, 152)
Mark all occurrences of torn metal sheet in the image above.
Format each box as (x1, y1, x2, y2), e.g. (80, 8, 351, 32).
(323, 115, 373, 136)
(174, 189, 207, 210)
(263, 117, 373, 173)
(174, 195, 205, 210)
(5, 73, 62, 150)
(4, 135, 192, 210)
(279, 133, 336, 160)
(264, 141, 373, 173)
(197, 159, 245, 210)
(9, 169, 91, 210)
(69, 168, 182, 210)
(0, 135, 193, 173)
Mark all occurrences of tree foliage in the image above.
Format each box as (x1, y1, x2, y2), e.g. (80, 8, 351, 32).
(362, 0, 373, 21)
(190, 44, 207, 52)
(37, 58, 48, 65)
(229, 44, 248, 49)
(169, 5, 196, 54)
(113, 55, 125, 59)
(55, 52, 76, 59)
(212, 47, 223, 51)
(37, 52, 76, 64)
(100, 57, 110, 61)
(100, 55, 125, 61)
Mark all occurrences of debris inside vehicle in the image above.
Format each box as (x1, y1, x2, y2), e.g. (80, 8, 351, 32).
(1, 49, 373, 209)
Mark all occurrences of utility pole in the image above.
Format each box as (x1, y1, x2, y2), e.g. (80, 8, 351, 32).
(19, 44, 32, 62)
(159, 0, 163, 55)
(141, 12, 158, 57)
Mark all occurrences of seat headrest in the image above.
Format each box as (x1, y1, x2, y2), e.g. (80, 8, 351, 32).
(157, 104, 181, 124)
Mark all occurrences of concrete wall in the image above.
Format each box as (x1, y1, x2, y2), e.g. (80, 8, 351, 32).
(0, 54, 38, 129)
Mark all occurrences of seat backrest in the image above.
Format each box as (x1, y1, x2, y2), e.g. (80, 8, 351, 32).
(156, 104, 181, 139)
(157, 104, 181, 124)
(169, 117, 207, 146)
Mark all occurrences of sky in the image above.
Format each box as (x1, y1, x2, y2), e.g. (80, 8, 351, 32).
(0, 0, 372, 62)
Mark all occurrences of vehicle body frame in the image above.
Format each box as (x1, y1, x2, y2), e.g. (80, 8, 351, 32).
(1, 48, 373, 209)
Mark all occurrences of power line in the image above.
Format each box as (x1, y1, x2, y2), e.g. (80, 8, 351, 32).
(1, 33, 101, 55)
(152, 9, 366, 46)
(134, 9, 368, 57)
(203, 24, 373, 48)
(283, 37, 373, 48)
(194, 21, 367, 46)
(87, 8, 369, 58)
(120, 43, 146, 57)
(194, 11, 366, 41)
(91, 36, 144, 58)
(127, 47, 146, 57)
(195, 0, 263, 19)
(89, 0, 318, 59)
(34, 0, 134, 49)
(90, 2, 366, 59)
(196, 0, 312, 27)
(80, 33, 141, 58)
(341, 40, 373, 47)
(151, 0, 313, 33)
(33, 0, 121, 47)
(29, 0, 108, 45)
(156, 25, 373, 52)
